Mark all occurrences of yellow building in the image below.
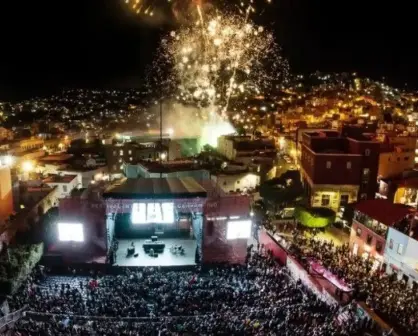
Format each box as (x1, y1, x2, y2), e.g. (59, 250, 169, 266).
(309, 185, 359, 213)
(378, 136, 416, 179)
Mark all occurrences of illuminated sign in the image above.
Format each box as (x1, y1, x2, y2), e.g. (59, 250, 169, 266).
(131, 202, 175, 224)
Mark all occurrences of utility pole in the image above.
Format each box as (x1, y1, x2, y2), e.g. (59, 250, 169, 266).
(160, 100, 163, 178)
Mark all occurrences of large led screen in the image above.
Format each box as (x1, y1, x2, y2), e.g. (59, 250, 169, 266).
(57, 222, 84, 242)
(226, 220, 252, 240)
(131, 202, 175, 224)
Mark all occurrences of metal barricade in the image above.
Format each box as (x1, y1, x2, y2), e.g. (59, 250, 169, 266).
(0, 305, 28, 331)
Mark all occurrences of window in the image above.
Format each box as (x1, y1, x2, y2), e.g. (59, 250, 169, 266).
(113, 165, 117, 171)
(128, 150, 132, 155)
(346, 161, 352, 169)
(326, 161, 332, 169)
(389, 239, 393, 249)
(237, 180, 240, 184)
(356, 227, 362, 237)
(366, 234, 373, 245)
(113, 150, 116, 156)
(360, 193, 367, 200)
(119, 150, 123, 156)
(62, 185, 68, 193)
(397, 243, 404, 255)
(363, 168, 370, 177)
(321, 194, 330, 206)
(376, 241, 383, 253)
(365, 149, 370, 156)
(119, 158, 122, 163)
(120, 165, 123, 170)
(340, 195, 349, 206)
(129, 157, 133, 161)
(405, 156, 410, 161)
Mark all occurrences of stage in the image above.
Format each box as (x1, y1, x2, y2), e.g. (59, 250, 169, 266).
(114, 238, 197, 267)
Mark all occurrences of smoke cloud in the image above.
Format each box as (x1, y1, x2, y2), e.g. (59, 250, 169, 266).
(150, 100, 235, 148)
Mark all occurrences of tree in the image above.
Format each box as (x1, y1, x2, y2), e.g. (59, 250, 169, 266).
(202, 144, 215, 152)
(259, 170, 304, 213)
(294, 206, 336, 229)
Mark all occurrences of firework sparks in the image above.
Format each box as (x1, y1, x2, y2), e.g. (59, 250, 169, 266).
(157, 10, 288, 114)
(146, 0, 287, 146)
(124, 0, 200, 19)
(124, 0, 274, 21)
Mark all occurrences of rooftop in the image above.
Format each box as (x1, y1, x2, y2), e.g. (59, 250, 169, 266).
(304, 130, 340, 138)
(135, 160, 208, 174)
(57, 164, 107, 173)
(43, 174, 77, 184)
(103, 177, 207, 199)
(40, 154, 73, 162)
(233, 140, 276, 151)
(354, 199, 414, 226)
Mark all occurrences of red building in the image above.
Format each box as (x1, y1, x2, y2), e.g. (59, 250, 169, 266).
(300, 130, 380, 212)
(350, 199, 414, 270)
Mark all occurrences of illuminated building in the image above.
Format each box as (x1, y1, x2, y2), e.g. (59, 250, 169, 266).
(300, 130, 380, 212)
(217, 135, 276, 164)
(0, 166, 13, 225)
(42, 174, 78, 199)
(350, 199, 414, 272)
(2, 183, 59, 245)
(377, 170, 418, 207)
(211, 170, 260, 193)
(0, 127, 13, 141)
(105, 142, 160, 173)
(384, 223, 418, 286)
(378, 136, 416, 179)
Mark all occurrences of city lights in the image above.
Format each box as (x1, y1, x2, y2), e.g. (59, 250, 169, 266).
(3, 155, 13, 166)
(22, 161, 34, 172)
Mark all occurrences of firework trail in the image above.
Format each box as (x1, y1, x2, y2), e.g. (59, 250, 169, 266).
(124, 0, 273, 22)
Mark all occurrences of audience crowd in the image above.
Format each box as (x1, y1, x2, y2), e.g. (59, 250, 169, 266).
(291, 231, 418, 335)
(6, 251, 367, 335)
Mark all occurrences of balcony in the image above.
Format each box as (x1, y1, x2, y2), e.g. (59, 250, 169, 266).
(354, 211, 388, 237)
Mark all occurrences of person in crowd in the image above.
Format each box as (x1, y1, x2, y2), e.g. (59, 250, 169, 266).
(7, 250, 368, 336)
(290, 231, 418, 334)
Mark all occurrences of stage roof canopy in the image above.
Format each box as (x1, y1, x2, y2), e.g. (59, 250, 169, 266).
(103, 177, 207, 199)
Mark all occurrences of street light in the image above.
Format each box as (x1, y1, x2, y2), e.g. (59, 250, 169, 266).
(22, 161, 34, 172)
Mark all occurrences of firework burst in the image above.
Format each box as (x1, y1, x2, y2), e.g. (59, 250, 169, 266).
(155, 9, 288, 115)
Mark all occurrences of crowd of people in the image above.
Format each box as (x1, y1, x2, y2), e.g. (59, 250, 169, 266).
(5, 250, 368, 335)
(291, 231, 418, 335)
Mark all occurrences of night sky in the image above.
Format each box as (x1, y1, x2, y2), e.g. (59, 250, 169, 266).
(0, 0, 416, 100)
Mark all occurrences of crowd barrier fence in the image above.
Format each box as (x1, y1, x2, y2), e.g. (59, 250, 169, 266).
(0, 305, 28, 332)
